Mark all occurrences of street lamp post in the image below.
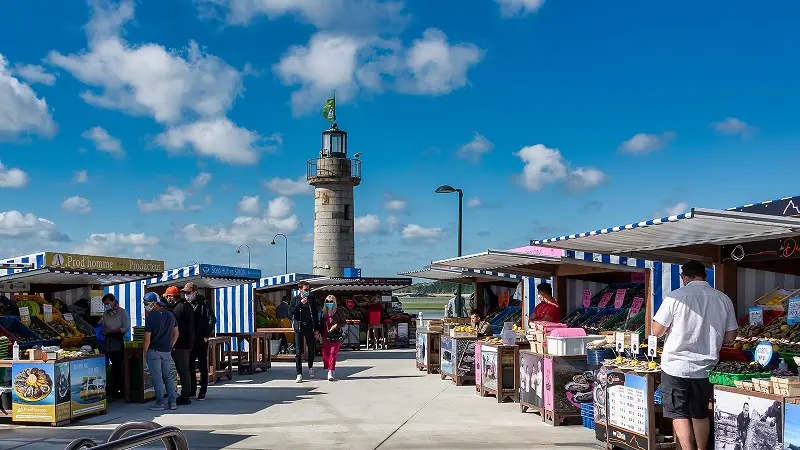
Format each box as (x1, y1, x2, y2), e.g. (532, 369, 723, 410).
(272, 234, 288, 274)
(237, 244, 251, 268)
(435, 185, 464, 317)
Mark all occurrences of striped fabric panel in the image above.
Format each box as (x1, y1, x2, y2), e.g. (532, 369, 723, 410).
(1, 253, 45, 276)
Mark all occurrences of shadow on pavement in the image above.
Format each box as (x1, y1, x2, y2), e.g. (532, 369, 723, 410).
(0, 427, 251, 450)
(336, 350, 415, 361)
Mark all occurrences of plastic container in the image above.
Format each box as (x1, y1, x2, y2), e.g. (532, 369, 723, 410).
(0, 316, 44, 350)
(708, 371, 772, 387)
(549, 328, 587, 338)
(580, 403, 595, 429)
(587, 348, 614, 366)
(547, 335, 605, 356)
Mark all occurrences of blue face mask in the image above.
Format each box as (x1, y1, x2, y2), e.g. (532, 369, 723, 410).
(104, 303, 113, 312)
(325, 303, 335, 308)
(302, 291, 309, 298)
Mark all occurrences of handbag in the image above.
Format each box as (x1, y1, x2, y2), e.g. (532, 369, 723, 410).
(327, 328, 345, 342)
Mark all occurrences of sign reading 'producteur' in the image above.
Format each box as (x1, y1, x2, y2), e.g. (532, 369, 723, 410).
(44, 252, 164, 273)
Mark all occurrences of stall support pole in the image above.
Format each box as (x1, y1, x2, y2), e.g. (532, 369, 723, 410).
(716, 261, 738, 315)
(555, 276, 568, 314)
(644, 268, 652, 337)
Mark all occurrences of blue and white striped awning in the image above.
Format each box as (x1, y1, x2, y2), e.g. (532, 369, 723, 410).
(431, 250, 560, 278)
(0, 268, 159, 286)
(532, 208, 800, 261)
(144, 263, 262, 289)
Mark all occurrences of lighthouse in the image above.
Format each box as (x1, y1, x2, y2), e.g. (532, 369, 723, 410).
(307, 122, 361, 277)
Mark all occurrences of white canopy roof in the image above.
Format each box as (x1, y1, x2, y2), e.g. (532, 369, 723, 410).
(431, 249, 559, 277)
(399, 266, 524, 284)
(532, 208, 800, 262)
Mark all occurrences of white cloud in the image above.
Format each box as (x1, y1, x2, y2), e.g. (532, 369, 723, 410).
(384, 198, 407, 211)
(656, 202, 689, 218)
(198, 0, 408, 34)
(0, 54, 57, 139)
(457, 132, 493, 163)
(0, 210, 69, 241)
(73, 232, 159, 256)
(0, 161, 29, 188)
(61, 196, 92, 214)
(192, 172, 212, 189)
(303, 233, 314, 243)
(48, 1, 243, 124)
(495, 0, 545, 17)
(386, 215, 399, 232)
(515, 144, 606, 192)
(265, 175, 314, 196)
(401, 224, 444, 242)
(712, 118, 754, 137)
(238, 195, 260, 214)
(81, 126, 125, 157)
(275, 28, 483, 115)
(267, 196, 293, 219)
(13, 64, 57, 86)
(620, 131, 676, 155)
(74, 169, 88, 184)
(467, 197, 482, 208)
(138, 187, 201, 213)
(156, 118, 276, 165)
(182, 215, 300, 245)
(355, 214, 381, 233)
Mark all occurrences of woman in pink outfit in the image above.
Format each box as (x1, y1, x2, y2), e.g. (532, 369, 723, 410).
(321, 295, 347, 381)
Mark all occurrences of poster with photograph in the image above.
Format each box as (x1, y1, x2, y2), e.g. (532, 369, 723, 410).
(455, 339, 476, 378)
(440, 335, 455, 376)
(474, 343, 482, 386)
(784, 402, 800, 450)
(11, 362, 55, 423)
(519, 351, 544, 408)
(54, 361, 71, 421)
(481, 346, 499, 391)
(416, 333, 426, 366)
(398, 323, 409, 347)
(714, 388, 782, 450)
(69, 357, 107, 418)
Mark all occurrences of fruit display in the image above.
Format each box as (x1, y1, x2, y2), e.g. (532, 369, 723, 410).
(47, 319, 81, 339)
(13, 367, 53, 401)
(729, 316, 800, 350)
(482, 336, 504, 345)
(29, 318, 60, 341)
(603, 357, 660, 371)
(585, 283, 645, 309)
(453, 325, 476, 333)
(0, 317, 43, 347)
(15, 297, 43, 316)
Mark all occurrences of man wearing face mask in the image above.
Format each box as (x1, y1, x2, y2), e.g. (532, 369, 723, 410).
(101, 293, 130, 400)
(165, 285, 195, 405)
(289, 281, 320, 383)
(182, 282, 216, 401)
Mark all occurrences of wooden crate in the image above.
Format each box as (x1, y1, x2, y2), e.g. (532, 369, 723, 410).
(753, 378, 773, 394)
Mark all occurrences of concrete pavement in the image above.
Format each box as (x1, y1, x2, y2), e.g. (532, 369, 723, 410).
(0, 349, 599, 449)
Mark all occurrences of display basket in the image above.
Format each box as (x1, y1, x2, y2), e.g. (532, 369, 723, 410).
(48, 316, 84, 348)
(28, 316, 62, 347)
(0, 316, 44, 349)
(733, 380, 755, 391)
(752, 378, 773, 394)
(772, 376, 800, 396)
(755, 287, 800, 311)
(449, 329, 478, 338)
(709, 371, 772, 387)
(70, 315, 99, 348)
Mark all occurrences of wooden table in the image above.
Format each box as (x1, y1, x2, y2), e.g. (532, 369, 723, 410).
(476, 342, 520, 403)
(220, 332, 271, 375)
(415, 330, 441, 374)
(207, 336, 233, 383)
(257, 327, 317, 362)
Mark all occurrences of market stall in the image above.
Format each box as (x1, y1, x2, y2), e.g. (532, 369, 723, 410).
(0, 251, 164, 424)
(416, 326, 441, 374)
(440, 330, 478, 386)
(251, 273, 315, 362)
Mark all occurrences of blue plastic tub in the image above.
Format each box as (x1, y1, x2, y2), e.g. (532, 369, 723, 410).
(582, 416, 596, 429)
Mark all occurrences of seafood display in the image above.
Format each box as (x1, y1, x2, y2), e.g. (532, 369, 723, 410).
(13, 367, 53, 402)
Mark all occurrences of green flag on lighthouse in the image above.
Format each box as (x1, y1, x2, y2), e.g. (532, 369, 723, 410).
(322, 95, 336, 123)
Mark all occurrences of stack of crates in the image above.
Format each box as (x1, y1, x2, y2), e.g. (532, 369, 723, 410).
(580, 402, 595, 430)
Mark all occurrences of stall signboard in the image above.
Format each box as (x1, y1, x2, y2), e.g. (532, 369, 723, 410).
(713, 387, 782, 450)
(544, 357, 591, 414)
(519, 351, 544, 408)
(90, 290, 105, 317)
(502, 329, 516, 346)
(630, 334, 639, 355)
(785, 402, 800, 450)
(749, 307, 764, 326)
(481, 346, 499, 391)
(630, 297, 644, 316)
(43, 252, 164, 273)
(198, 264, 261, 279)
(647, 335, 657, 358)
(69, 357, 107, 417)
(615, 332, 625, 354)
(63, 313, 75, 326)
(11, 362, 56, 422)
(606, 371, 648, 450)
(18, 306, 30, 326)
(455, 339, 476, 378)
(43, 304, 52, 323)
(474, 343, 482, 387)
(583, 290, 592, 308)
(721, 237, 800, 264)
(788, 296, 800, 325)
(440, 335, 455, 376)
(613, 289, 627, 308)
(755, 341, 773, 366)
(416, 333, 426, 367)
(598, 292, 613, 308)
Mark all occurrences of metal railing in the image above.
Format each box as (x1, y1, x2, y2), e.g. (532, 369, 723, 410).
(64, 421, 189, 450)
(306, 158, 362, 181)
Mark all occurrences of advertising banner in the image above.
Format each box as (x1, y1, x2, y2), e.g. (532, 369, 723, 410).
(69, 357, 107, 418)
(12, 362, 56, 423)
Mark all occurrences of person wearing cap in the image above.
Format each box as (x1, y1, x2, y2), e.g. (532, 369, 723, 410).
(143, 292, 179, 411)
(164, 285, 195, 405)
(101, 293, 130, 400)
(183, 282, 216, 401)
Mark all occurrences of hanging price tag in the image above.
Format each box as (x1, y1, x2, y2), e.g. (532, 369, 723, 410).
(583, 290, 592, 308)
(63, 313, 75, 325)
(615, 332, 625, 353)
(755, 341, 773, 366)
(18, 306, 30, 326)
(614, 289, 627, 309)
(647, 335, 658, 358)
(598, 292, 613, 308)
(630, 297, 644, 316)
(788, 298, 800, 325)
(630, 333, 640, 354)
(749, 307, 764, 326)
(43, 304, 53, 323)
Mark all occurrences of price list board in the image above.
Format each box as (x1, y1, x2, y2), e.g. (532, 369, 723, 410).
(602, 371, 656, 450)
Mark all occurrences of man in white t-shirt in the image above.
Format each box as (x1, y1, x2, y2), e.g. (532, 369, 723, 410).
(652, 260, 738, 450)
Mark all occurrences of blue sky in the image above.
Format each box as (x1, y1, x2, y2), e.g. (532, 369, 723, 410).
(2, 0, 800, 278)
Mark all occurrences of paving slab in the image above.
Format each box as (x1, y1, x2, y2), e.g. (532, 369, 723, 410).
(0, 349, 598, 449)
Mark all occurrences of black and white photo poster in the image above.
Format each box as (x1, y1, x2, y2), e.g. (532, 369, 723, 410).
(714, 389, 782, 450)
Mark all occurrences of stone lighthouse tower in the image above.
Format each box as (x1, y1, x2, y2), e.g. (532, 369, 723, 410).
(307, 122, 361, 277)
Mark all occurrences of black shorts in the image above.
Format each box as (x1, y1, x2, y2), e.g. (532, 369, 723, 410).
(660, 372, 712, 419)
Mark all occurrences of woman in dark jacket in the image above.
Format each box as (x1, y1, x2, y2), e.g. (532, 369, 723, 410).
(320, 295, 347, 381)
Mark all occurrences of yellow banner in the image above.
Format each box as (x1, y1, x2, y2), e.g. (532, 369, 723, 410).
(44, 252, 164, 273)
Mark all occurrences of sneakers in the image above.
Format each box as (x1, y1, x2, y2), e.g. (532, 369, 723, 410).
(296, 374, 303, 383)
(149, 403, 166, 411)
(308, 367, 315, 379)
(328, 370, 337, 381)
(197, 392, 206, 401)
(169, 403, 178, 410)
(176, 396, 192, 406)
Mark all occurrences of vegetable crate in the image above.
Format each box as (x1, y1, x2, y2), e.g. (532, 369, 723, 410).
(0, 316, 44, 349)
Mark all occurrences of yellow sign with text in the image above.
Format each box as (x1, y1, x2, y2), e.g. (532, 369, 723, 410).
(44, 252, 164, 273)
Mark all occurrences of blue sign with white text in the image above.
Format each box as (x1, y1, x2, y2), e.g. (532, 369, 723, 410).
(198, 264, 262, 280)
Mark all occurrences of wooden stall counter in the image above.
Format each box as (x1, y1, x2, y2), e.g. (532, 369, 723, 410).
(476, 342, 519, 403)
(440, 335, 477, 386)
(207, 336, 233, 382)
(256, 328, 297, 362)
(415, 329, 441, 374)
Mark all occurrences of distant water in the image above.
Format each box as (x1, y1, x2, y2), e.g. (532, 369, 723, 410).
(399, 296, 447, 320)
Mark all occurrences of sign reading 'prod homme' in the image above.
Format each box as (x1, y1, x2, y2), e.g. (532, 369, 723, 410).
(44, 252, 164, 273)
